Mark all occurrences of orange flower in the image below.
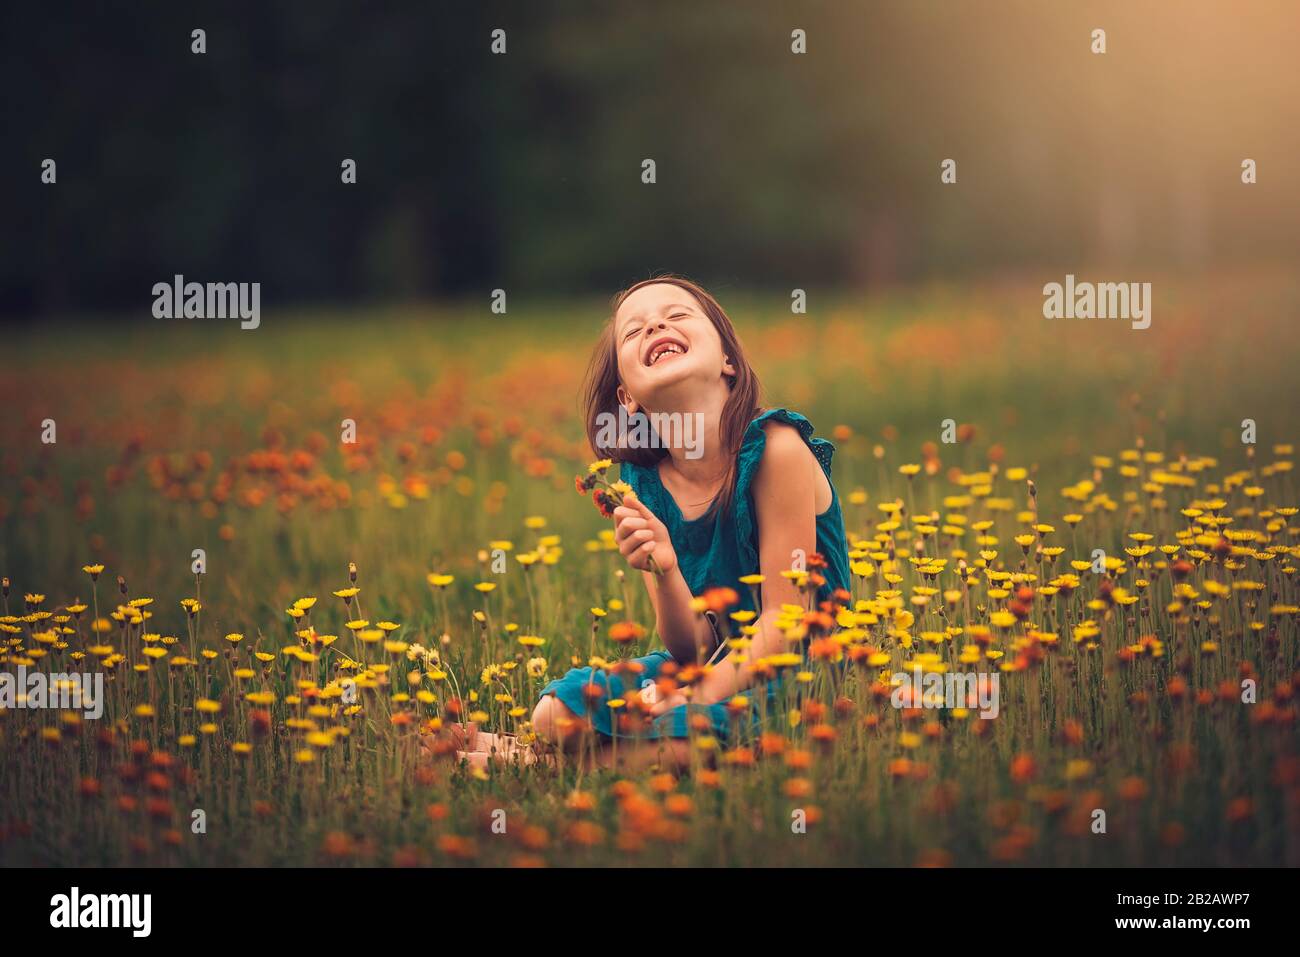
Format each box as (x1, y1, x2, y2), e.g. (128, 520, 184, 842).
(1061, 719, 1084, 746)
(323, 831, 355, 859)
(1009, 754, 1036, 783)
(437, 835, 477, 860)
(1118, 777, 1148, 801)
(664, 794, 695, 818)
(609, 621, 645, 644)
(916, 848, 953, 868)
(695, 769, 723, 789)
(701, 587, 740, 613)
(566, 821, 606, 846)
(809, 723, 837, 746)
(803, 610, 835, 634)
(1226, 797, 1254, 823)
(809, 636, 841, 662)
(724, 747, 756, 767)
(784, 777, 813, 799)
(518, 824, 550, 851)
(565, 790, 597, 813)
(785, 749, 813, 771)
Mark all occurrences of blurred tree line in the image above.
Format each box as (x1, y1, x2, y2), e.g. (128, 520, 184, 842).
(3, 0, 1296, 317)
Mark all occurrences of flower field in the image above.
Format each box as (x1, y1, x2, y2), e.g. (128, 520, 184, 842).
(2, 270, 1299, 867)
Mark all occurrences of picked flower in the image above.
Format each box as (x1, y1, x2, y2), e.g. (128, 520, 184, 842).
(576, 461, 664, 576)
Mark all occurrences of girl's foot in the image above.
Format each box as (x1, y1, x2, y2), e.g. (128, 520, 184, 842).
(437, 720, 480, 749)
(419, 721, 490, 762)
(457, 732, 542, 769)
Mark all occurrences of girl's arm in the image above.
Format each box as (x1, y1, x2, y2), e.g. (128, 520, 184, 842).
(613, 494, 718, 664)
(641, 564, 719, 664)
(668, 423, 818, 706)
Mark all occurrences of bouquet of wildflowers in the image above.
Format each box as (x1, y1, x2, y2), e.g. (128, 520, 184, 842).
(575, 460, 664, 576)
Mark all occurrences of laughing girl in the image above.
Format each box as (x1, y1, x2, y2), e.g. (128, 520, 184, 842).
(454, 275, 851, 771)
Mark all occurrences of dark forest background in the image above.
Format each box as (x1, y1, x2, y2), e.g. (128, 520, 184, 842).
(3, 0, 1297, 319)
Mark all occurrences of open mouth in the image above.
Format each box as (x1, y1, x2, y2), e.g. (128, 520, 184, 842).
(644, 336, 689, 367)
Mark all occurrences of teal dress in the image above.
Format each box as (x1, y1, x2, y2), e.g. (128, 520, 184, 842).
(540, 409, 851, 740)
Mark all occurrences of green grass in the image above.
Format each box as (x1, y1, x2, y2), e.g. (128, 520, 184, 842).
(1, 270, 1297, 866)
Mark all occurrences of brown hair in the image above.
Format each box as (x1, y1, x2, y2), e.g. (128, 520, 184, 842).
(582, 274, 763, 518)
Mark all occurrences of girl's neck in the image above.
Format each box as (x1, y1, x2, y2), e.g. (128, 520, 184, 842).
(645, 386, 729, 485)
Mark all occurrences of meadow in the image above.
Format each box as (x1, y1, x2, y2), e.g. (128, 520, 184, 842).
(1, 268, 1298, 866)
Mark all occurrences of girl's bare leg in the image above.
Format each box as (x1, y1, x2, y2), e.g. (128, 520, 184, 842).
(529, 694, 592, 752)
(457, 732, 539, 768)
(458, 730, 692, 774)
(454, 696, 585, 768)
(453, 695, 693, 773)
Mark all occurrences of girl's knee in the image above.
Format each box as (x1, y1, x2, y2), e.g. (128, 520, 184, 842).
(532, 694, 579, 743)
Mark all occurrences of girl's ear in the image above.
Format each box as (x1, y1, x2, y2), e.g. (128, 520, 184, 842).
(615, 384, 639, 415)
(722, 355, 737, 378)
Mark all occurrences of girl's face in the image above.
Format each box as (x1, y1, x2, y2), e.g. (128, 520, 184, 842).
(613, 283, 736, 412)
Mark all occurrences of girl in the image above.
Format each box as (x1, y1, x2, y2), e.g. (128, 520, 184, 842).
(453, 275, 851, 771)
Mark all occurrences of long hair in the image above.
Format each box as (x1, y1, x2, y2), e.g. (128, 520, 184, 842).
(582, 274, 763, 519)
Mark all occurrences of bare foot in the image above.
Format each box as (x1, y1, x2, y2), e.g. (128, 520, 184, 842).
(437, 720, 480, 749)
(418, 721, 489, 762)
(457, 732, 541, 768)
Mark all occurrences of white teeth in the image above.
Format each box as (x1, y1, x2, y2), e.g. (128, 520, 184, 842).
(649, 343, 685, 365)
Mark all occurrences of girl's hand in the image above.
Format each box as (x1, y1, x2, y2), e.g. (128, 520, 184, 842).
(613, 492, 676, 574)
(648, 689, 691, 717)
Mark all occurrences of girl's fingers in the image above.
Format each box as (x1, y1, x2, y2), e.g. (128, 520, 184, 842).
(624, 490, 659, 522)
(622, 538, 656, 565)
(618, 530, 655, 557)
(614, 516, 647, 540)
(629, 496, 657, 522)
